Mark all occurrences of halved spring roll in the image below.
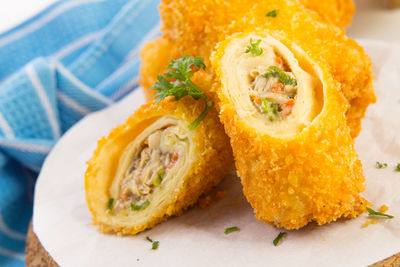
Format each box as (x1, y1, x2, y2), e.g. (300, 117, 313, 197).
(212, 32, 368, 229)
(142, 0, 374, 137)
(85, 97, 233, 234)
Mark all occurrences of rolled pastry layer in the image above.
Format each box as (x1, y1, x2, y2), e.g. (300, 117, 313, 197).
(212, 32, 368, 229)
(85, 97, 233, 234)
(141, 0, 374, 137)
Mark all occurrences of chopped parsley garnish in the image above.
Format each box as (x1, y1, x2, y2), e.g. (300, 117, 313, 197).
(395, 163, 400, 172)
(264, 66, 297, 86)
(146, 236, 159, 250)
(376, 162, 388, 169)
(273, 232, 286, 246)
(246, 38, 263, 56)
(224, 226, 240, 234)
(151, 55, 213, 130)
(131, 200, 150, 211)
(108, 198, 114, 210)
(366, 207, 394, 219)
(265, 9, 279, 17)
(261, 98, 279, 121)
(153, 168, 165, 187)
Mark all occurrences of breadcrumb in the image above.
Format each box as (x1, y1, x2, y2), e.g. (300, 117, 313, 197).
(380, 205, 389, 213)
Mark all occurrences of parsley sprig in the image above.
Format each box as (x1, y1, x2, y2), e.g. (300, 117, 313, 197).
(108, 198, 114, 210)
(376, 161, 388, 169)
(246, 38, 263, 56)
(395, 163, 400, 172)
(261, 99, 279, 121)
(273, 232, 286, 246)
(265, 9, 279, 17)
(131, 200, 150, 211)
(366, 207, 394, 219)
(151, 55, 214, 130)
(224, 226, 240, 234)
(146, 236, 159, 250)
(264, 66, 297, 86)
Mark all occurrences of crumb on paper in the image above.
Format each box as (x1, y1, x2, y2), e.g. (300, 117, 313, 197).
(215, 190, 227, 200)
(198, 196, 213, 209)
(186, 223, 193, 227)
(380, 204, 389, 212)
(362, 219, 378, 228)
(198, 190, 227, 209)
(323, 238, 326, 242)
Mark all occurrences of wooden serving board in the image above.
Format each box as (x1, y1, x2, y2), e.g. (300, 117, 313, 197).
(25, 221, 399, 267)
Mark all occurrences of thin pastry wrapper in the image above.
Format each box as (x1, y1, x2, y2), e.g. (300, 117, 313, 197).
(212, 32, 368, 229)
(140, 0, 374, 137)
(85, 97, 234, 235)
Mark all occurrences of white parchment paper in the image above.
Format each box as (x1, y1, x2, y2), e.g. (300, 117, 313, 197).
(33, 40, 400, 267)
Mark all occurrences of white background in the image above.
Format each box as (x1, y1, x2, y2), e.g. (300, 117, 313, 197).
(0, 0, 400, 42)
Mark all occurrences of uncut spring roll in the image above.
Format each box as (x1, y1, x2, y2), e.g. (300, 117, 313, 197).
(141, 0, 374, 137)
(85, 97, 233, 234)
(212, 32, 368, 229)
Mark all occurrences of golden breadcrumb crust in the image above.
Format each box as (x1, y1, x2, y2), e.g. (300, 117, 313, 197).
(140, 0, 374, 137)
(298, 0, 355, 27)
(85, 97, 234, 235)
(212, 31, 368, 229)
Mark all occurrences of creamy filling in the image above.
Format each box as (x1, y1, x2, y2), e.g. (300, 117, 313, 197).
(249, 56, 298, 121)
(218, 34, 322, 137)
(111, 118, 191, 212)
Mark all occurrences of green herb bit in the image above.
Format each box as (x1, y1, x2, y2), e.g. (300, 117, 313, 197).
(131, 200, 150, 211)
(108, 198, 114, 210)
(150, 55, 213, 130)
(153, 168, 165, 187)
(273, 232, 286, 246)
(366, 207, 394, 219)
(146, 236, 159, 250)
(376, 161, 388, 169)
(261, 98, 279, 121)
(395, 163, 400, 172)
(264, 66, 297, 86)
(265, 9, 279, 17)
(246, 38, 263, 56)
(224, 226, 240, 234)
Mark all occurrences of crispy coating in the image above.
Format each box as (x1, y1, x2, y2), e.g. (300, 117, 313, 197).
(85, 97, 234, 235)
(140, 0, 374, 137)
(298, 0, 355, 27)
(212, 31, 368, 229)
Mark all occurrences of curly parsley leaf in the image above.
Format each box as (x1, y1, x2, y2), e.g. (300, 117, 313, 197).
(366, 207, 394, 219)
(273, 232, 286, 246)
(264, 66, 297, 86)
(265, 9, 279, 17)
(151, 55, 213, 130)
(246, 38, 263, 56)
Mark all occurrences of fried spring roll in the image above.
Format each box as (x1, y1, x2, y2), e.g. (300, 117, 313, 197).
(141, 0, 374, 137)
(85, 98, 233, 234)
(212, 32, 368, 229)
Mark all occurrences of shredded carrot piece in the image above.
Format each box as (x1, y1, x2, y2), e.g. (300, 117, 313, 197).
(285, 99, 295, 106)
(168, 152, 179, 169)
(275, 57, 284, 65)
(271, 83, 284, 93)
(250, 94, 262, 105)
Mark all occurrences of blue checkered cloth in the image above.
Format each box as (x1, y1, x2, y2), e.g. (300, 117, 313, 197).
(0, 0, 160, 265)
